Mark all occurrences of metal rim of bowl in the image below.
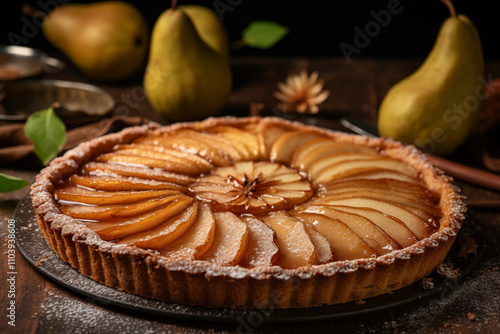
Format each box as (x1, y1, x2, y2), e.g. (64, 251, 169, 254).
(0, 79, 115, 121)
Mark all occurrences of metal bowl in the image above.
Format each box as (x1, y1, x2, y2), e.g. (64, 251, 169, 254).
(0, 79, 115, 124)
(0, 45, 64, 81)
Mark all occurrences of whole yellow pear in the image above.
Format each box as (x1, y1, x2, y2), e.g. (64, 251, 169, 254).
(144, 7, 232, 121)
(43, 1, 149, 81)
(377, 1, 484, 156)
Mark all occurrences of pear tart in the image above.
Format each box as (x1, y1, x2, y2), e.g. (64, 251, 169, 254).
(31, 117, 466, 309)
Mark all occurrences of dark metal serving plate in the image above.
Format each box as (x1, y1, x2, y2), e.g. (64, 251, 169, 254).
(14, 195, 484, 324)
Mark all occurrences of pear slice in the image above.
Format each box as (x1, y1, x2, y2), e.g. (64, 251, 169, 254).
(299, 205, 401, 255)
(161, 203, 216, 259)
(312, 196, 433, 240)
(315, 158, 418, 184)
(320, 190, 440, 218)
(294, 141, 378, 171)
(59, 194, 186, 220)
(322, 178, 435, 200)
(86, 197, 193, 240)
(261, 211, 315, 269)
(116, 202, 198, 249)
(167, 129, 244, 161)
(291, 137, 334, 169)
(321, 167, 419, 184)
(328, 205, 418, 248)
(201, 211, 249, 266)
(96, 152, 207, 175)
(70, 174, 184, 192)
(136, 135, 233, 166)
(253, 122, 290, 158)
(307, 153, 375, 179)
(302, 222, 333, 264)
(208, 125, 262, 160)
(240, 217, 280, 268)
(270, 130, 325, 163)
(294, 211, 377, 260)
(83, 162, 194, 185)
(112, 144, 214, 173)
(55, 186, 180, 205)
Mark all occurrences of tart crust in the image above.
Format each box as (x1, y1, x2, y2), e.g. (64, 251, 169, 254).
(31, 116, 466, 309)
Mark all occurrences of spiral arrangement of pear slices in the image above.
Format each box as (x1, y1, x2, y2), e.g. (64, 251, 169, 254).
(54, 121, 442, 269)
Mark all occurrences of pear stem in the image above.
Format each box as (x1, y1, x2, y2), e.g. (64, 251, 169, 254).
(21, 3, 46, 19)
(231, 39, 247, 49)
(171, 0, 178, 10)
(440, 0, 457, 18)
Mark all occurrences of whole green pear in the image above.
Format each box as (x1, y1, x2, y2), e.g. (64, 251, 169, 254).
(377, 2, 484, 156)
(180, 5, 230, 62)
(43, 1, 148, 81)
(144, 7, 232, 121)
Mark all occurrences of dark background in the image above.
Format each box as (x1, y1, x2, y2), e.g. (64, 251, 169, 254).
(1, 0, 499, 60)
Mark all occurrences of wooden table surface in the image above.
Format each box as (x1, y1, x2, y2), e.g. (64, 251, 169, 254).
(1, 56, 500, 334)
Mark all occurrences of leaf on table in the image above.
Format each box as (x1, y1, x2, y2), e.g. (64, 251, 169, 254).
(24, 107, 67, 165)
(0, 173, 28, 193)
(242, 21, 289, 49)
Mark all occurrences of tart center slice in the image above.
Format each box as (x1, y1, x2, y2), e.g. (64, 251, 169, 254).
(189, 161, 314, 215)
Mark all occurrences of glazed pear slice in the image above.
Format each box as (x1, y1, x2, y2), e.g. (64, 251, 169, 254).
(261, 211, 315, 269)
(320, 190, 440, 217)
(294, 211, 377, 260)
(86, 197, 193, 240)
(70, 175, 184, 192)
(270, 130, 325, 163)
(253, 122, 290, 158)
(59, 195, 186, 220)
(315, 158, 418, 184)
(96, 152, 203, 175)
(328, 205, 418, 248)
(307, 153, 375, 179)
(322, 178, 432, 196)
(161, 203, 216, 259)
(55, 186, 180, 205)
(298, 205, 402, 255)
(291, 137, 334, 169)
(321, 179, 436, 201)
(201, 211, 249, 266)
(116, 202, 198, 249)
(83, 162, 194, 186)
(208, 125, 262, 160)
(302, 222, 333, 264)
(312, 196, 433, 240)
(322, 167, 419, 184)
(296, 143, 379, 172)
(240, 217, 280, 268)
(136, 135, 233, 166)
(175, 129, 245, 161)
(112, 144, 214, 173)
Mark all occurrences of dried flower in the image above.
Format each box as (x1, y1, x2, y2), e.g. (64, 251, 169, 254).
(274, 70, 330, 114)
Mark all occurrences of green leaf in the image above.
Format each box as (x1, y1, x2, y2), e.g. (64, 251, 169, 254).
(24, 108, 67, 165)
(0, 173, 28, 193)
(242, 21, 289, 49)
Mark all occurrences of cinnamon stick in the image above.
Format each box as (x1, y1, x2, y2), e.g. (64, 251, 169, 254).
(426, 154, 500, 193)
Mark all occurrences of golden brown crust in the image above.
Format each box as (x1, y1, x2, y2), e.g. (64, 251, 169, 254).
(31, 116, 466, 308)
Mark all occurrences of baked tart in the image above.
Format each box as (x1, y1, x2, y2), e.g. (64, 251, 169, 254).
(31, 116, 466, 309)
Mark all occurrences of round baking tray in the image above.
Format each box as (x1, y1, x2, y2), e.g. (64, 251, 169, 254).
(14, 195, 484, 324)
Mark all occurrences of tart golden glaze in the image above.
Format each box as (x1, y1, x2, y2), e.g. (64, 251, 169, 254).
(31, 117, 466, 309)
